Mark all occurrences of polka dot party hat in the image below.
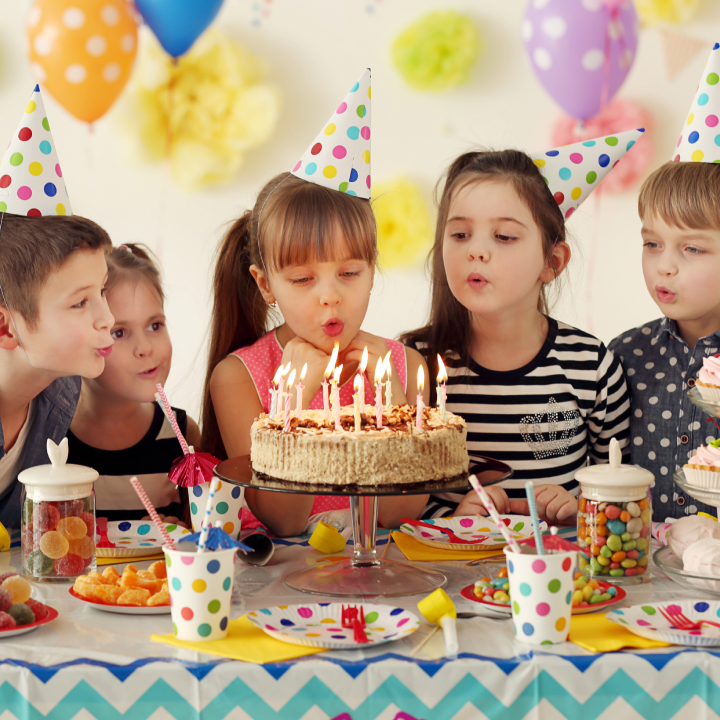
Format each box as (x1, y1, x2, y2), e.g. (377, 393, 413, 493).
(0, 85, 72, 217)
(674, 43, 720, 163)
(291, 69, 371, 199)
(530, 128, 645, 220)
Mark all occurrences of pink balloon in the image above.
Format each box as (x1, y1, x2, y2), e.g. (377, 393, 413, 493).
(523, 0, 639, 120)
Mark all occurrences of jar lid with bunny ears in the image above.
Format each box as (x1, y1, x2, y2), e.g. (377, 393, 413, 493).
(18, 438, 98, 501)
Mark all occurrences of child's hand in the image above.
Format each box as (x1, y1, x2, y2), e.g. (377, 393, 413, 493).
(143, 514, 188, 529)
(455, 485, 514, 516)
(342, 330, 390, 382)
(280, 336, 333, 405)
(511, 485, 577, 525)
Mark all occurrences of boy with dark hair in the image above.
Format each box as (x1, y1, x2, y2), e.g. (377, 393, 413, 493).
(0, 87, 114, 527)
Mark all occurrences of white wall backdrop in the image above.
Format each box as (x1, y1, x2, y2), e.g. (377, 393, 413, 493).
(2, 0, 720, 421)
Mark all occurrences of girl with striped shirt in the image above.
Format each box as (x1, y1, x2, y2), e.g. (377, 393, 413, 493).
(402, 150, 631, 522)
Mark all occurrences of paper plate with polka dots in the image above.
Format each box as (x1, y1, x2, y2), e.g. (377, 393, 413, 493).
(607, 601, 720, 647)
(399, 515, 547, 551)
(246, 603, 420, 649)
(97, 521, 193, 558)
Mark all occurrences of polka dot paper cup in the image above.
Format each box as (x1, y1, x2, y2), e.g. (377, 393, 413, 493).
(189, 481, 244, 539)
(164, 546, 237, 641)
(504, 546, 578, 646)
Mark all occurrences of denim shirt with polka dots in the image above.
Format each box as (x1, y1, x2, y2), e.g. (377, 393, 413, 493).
(609, 317, 720, 522)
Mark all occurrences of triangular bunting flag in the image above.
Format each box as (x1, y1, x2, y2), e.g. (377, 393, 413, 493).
(660, 29, 707, 82)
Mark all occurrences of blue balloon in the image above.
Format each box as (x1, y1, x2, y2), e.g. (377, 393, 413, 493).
(135, 0, 225, 58)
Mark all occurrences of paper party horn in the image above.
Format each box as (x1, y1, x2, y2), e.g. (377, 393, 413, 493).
(155, 383, 220, 487)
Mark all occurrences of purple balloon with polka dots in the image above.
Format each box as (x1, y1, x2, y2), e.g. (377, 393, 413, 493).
(523, 0, 639, 120)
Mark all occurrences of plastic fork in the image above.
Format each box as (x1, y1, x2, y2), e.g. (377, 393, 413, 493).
(659, 605, 720, 630)
(96, 517, 116, 549)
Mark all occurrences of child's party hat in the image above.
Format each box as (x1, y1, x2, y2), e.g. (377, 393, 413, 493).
(530, 128, 645, 219)
(673, 43, 720, 163)
(0, 85, 72, 217)
(291, 69, 371, 199)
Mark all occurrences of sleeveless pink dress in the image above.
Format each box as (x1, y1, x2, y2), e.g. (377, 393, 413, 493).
(233, 330, 408, 515)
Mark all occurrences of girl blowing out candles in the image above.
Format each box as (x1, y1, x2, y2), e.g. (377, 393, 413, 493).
(202, 70, 428, 537)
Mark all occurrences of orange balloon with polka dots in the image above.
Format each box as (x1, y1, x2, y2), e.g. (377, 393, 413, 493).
(26, 0, 138, 124)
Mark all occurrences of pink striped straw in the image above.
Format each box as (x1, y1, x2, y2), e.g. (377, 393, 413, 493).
(129, 477, 176, 550)
(468, 475, 521, 553)
(155, 383, 190, 455)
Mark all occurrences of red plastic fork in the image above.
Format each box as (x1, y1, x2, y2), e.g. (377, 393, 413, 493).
(659, 605, 720, 631)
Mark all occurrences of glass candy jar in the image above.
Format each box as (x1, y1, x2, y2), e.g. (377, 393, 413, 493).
(19, 438, 98, 582)
(576, 438, 654, 585)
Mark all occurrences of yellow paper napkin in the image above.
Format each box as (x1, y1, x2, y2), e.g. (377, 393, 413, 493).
(569, 613, 671, 652)
(151, 615, 327, 663)
(391, 531, 506, 562)
(97, 553, 165, 566)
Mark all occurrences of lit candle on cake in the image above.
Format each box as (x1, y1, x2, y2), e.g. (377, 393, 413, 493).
(416, 365, 425, 430)
(358, 346, 369, 407)
(269, 364, 283, 419)
(283, 369, 296, 433)
(277, 363, 291, 408)
(296, 363, 307, 420)
(332, 365, 343, 431)
(383, 350, 393, 411)
(436, 355, 448, 422)
(353, 374, 362, 433)
(322, 343, 339, 422)
(374, 358, 384, 429)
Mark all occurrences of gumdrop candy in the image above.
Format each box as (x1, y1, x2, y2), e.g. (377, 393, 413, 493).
(0, 611, 16, 630)
(33, 503, 60, 533)
(83, 496, 93, 512)
(0, 587, 12, 613)
(68, 535, 94, 559)
(22, 498, 33, 525)
(25, 598, 49, 621)
(0, 572, 18, 585)
(54, 553, 85, 577)
(79, 511, 95, 536)
(57, 517, 87, 540)
(39, 531, 69, 560)
(26, 549, 54, 576)
(57, 499, 85, 517)
(21, 523, 37, 552)
(8, 603, 35, 626)
(2, 575, 31, 604)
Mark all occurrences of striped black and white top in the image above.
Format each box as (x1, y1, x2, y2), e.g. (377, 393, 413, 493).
(409, 318, 631, 518)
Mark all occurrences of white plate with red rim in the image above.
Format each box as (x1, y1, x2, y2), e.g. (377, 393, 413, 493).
(607, 600, 720, 647)
(97, 520, 193, 558)
(69, 587, 170, 614)
(0, 605, 59, 637)
(399, 515, 548, 551)
(245, 603, 420, 649)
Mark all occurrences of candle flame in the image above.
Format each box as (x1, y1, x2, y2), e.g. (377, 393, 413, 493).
(359, 346, 368, 374)
(333, 365, 343, 383)
(325, 343, 339, 380)
(383, 350, 392, 377)
(282, 363, 291, 377)
(417, 364, 425, 392)
(354, 373, 362, 392)
(272, 365, 284, 385)
(374, 357, 384, 383)
(300, 363, 307, 381)
(287, 369, 296, 387)
(437, 355, 447, 383)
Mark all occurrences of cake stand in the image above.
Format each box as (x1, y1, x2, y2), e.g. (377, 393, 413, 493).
(676, 389, 720, 512)
(214, 454, 513, 598)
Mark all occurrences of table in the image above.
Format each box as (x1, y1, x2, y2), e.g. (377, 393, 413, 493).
(2, 535, 720, 720)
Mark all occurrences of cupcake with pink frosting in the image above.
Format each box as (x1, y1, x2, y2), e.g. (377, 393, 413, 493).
(697, 354, 720, 403)
(684, 439, 720, 487)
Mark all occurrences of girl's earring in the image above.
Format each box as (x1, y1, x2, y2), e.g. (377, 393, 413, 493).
(268, 300, 277, 308)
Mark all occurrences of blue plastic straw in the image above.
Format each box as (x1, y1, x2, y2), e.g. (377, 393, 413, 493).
(524, 481, 545, 555)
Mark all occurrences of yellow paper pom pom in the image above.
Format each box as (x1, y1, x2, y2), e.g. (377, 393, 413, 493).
(122, 29, 281, 189)
(373, 178, 433, 269)
(392, 11, 480, 92)
(635, 0, 700, 25)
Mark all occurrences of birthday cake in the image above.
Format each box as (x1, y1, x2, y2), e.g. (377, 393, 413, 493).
(250, 405, 468, 486)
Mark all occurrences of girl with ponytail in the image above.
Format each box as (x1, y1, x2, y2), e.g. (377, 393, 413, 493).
(202, 173, 428, 537)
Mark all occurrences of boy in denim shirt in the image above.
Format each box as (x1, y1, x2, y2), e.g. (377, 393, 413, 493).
(0, 87, 114, 527)
(609, 45, 720, 520)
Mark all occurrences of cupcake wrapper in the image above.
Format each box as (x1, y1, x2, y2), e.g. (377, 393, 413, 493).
(683, 466, 720, 488)
(697, 382, 720, 403)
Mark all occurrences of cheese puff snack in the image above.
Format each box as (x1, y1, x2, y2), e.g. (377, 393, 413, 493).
(72, 563, 169, 607)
